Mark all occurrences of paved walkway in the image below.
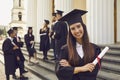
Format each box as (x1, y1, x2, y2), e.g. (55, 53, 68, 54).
(0, 61, 6, 80)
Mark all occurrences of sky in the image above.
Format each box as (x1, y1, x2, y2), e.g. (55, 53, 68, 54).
(0, 0, 13, 26)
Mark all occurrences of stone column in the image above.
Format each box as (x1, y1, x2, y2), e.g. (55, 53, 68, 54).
(27, 0, 37, 39)
(86, 0, 114, 44)
(117, 0, 120, 42)
(54, 0, 73, 15)
(36, 0, 52, 41)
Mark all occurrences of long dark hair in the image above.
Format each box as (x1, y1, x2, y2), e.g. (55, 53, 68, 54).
(67, 22, 94, 66)
(27, 29, 33, 34)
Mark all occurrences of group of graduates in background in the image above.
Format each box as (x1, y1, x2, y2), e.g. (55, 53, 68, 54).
(39, 10, 68, 61)
(2, 27, 29, 80)
(2, 9, 68, 80)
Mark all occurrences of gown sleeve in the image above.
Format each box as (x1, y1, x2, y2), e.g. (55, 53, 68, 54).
(54, 22, 62, 39)
(18, 37, 24, 47)
(24, 34, 31, 47)
(86, 44, 101, 77)
(2, 39, 14, 55)
(55, 45, 74, 80)
(93, 45, 101, 75)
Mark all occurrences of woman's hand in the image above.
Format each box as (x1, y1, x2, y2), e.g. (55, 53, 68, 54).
(59, 59, 71, 67)
(74, 63, 95, 74)
(17, 56, 20, 61)
(81, 63, 95, 72)
(30, 41, 34, 44)
(13, 45, 19, 50)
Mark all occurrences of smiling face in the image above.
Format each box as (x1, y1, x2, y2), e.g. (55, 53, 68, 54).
(10, 31, 16, 38)
(28, 29, 32, 34)
(70, 22, 84, 43)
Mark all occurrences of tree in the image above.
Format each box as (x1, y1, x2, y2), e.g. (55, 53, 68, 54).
(0, 29, 3, 35)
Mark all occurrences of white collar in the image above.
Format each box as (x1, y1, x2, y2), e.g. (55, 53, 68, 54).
(76, 42, 84, 58)
(76, 42, 82, 47)
(8, 37, 13, 41)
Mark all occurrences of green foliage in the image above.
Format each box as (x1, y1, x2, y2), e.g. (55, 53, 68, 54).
(0, 28, 6, 36)
(0, 29, 3, 35)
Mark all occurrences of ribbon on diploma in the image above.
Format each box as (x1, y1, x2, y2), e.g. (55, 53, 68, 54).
(92, 46, 109, 66)
(97, 56, 101, 68)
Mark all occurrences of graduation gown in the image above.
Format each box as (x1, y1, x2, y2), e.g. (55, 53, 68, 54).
(39, 28, 50, 51)
(49, 26, 55, 49)
(53, 21, 68, 55)
(24, 34, 36, 56)
(56, 43, 101, 80)
(2, 38, 16, 75)
(13, 36, 25, 61)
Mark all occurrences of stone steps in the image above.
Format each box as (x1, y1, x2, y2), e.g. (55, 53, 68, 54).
(105, 50, 120, 57)
(0, 43, 120, 80)
(21, 45, 120, 80)
(97, 70, 120, 80)
(0, 52, 42, 80)
(101, 61, 120, 74)
(103, 55, 120, 64)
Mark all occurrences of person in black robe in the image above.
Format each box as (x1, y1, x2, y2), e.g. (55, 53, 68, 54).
(39, 20, 50, 60)
(12, 27, 28, 79)
(55, 9, 101, 80)
(2, 29, 18, 80)
(24, 27, 38, 65)
(49, 13, 57, 60)
(52, 10, 68, 60)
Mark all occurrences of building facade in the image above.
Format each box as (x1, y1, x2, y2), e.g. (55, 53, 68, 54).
(9, 0, 26, 37)
(25, 0, 120, 44)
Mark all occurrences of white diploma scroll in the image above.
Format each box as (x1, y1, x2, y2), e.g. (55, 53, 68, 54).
(12, 41, 16, 46)
(40, 33, 46, 36)
(31, 42, 34, 48)
(92, 46, 109, 65)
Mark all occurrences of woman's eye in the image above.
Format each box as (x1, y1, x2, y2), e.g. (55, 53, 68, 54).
(77, 25, 81, 28)
(70, 27, 75, 30)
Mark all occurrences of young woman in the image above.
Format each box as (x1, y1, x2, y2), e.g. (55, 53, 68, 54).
(56, 9, 101, 80)
(24, 27, 38, 65)
(39, 20, 50, 60)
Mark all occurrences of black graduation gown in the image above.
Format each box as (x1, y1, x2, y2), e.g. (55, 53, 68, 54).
(39, 28, 50, 51)
(50, 31, 55, 49)
(2, 38, 16, 75)
(13, 37, 25, 61)
(49, 26, 55, 49)
(53, 21, 68, 55)
(56, 43, 101, 80)
(24, 34, 36, 57)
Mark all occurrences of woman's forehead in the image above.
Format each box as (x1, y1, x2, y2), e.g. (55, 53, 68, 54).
(70, 22, 81, 27)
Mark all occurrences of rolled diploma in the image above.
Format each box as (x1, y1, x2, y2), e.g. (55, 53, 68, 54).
(12, 41, 16, 46)
(92, 46, 109, 65)
(31, 42, 34, 48)
(40, 33, 46, 36)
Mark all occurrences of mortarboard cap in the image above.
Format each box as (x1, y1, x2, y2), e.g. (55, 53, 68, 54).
(44, 20, 49, 24)
(7, 29, 14, 35)
(56, 10, 64, 16)
(28, 27, 32, 29)
(13, 27, 18, 30)
(59, 9, 88, 26)
(52, 13, 56, 16)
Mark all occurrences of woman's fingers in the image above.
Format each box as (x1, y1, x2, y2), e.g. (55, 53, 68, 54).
(87, 63, 95, 72)
(59, 59, 70, 66)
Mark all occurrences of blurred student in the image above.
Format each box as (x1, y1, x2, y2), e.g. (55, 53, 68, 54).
(24, 27, 38, 65)
(39, 20, 50, 60)
(2, 29, 18, 80)
(49, 13, 57, 60)
(13, 27, 28, 79)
